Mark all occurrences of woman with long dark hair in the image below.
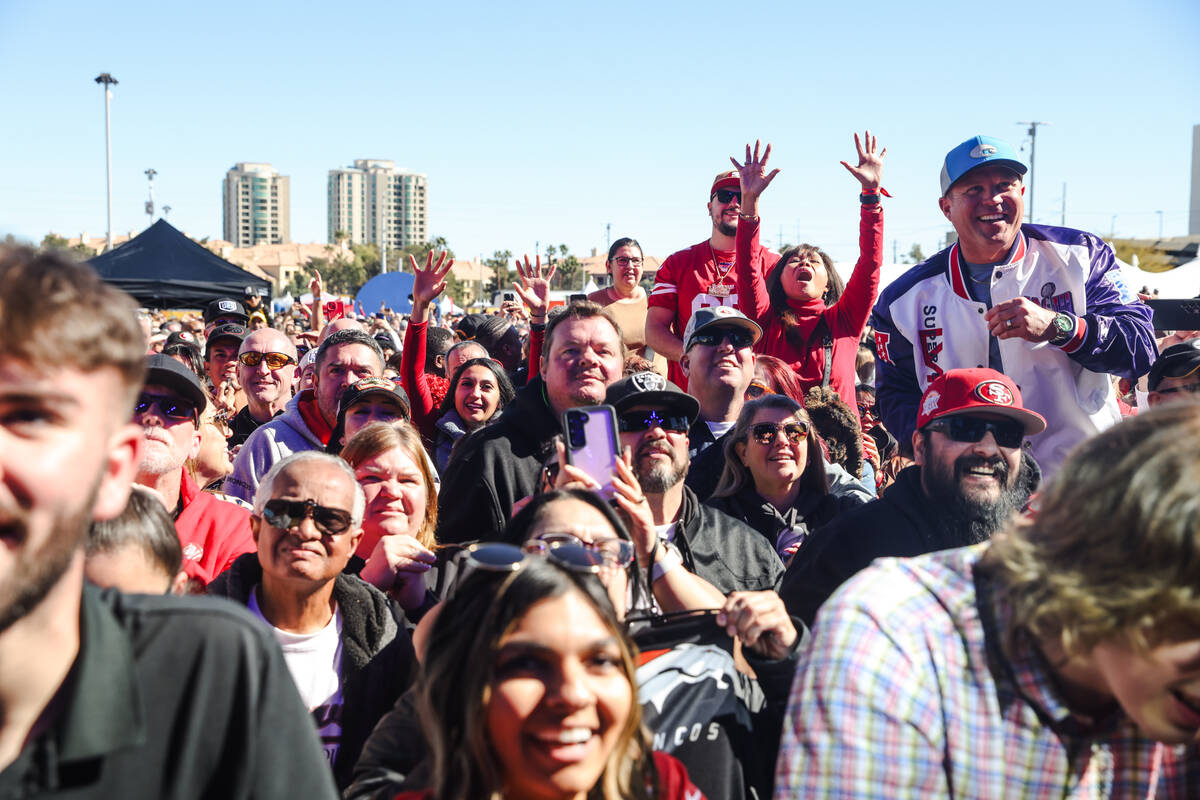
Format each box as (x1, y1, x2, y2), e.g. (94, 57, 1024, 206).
(730, 133, 886, 419)
(433, 356, 515, 473)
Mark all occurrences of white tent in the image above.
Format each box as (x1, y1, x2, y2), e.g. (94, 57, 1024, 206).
(1122, 258, 1200, 299)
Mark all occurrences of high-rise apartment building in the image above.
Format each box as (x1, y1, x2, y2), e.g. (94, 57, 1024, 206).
(327, 159, 427, 248)
(223, 163, 290, 246)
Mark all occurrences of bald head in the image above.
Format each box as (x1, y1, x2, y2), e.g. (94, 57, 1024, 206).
(237, 327, 299, 418)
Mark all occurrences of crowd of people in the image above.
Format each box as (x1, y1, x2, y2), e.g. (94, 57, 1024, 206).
(0, 130, 1197, 799)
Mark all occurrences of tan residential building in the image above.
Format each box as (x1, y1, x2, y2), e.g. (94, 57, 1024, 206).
(223, 162, 290, 247)
(328, 159, 427, 250)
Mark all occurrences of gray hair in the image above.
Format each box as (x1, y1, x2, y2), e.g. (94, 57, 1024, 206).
(252, 451, 365, 527)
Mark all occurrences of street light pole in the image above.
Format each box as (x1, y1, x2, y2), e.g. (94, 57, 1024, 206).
(1017, 121, 1049, 224)
(144, 168, 157, 224)
(94, 73, 118, 251)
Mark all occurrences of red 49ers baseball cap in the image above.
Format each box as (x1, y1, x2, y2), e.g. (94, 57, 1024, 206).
(916, 368, 1046, 434)
(710, 170, 741, 196)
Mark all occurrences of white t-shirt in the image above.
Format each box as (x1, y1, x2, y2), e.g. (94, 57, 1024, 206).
(705, 419, 736, 439)
(249, 587, 345, 767)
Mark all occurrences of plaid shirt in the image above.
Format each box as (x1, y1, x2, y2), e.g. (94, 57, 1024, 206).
(774, 544, 1200, 798)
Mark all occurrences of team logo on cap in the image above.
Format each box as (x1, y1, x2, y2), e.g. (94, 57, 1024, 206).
(974, 380, 1014, 406)
(921, 390, 941, 417)
(630, 372, 666, 393)
(217, 300, 237, 312)
(969, 144, 998, 159)
(710, 307, 738, 319)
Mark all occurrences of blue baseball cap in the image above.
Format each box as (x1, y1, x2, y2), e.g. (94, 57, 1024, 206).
(939, 136, 1028, 196)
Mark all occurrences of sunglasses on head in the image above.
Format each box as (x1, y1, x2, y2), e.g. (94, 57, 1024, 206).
(746, 381, 774, 399)
(617, 410, 690, 433)
(445, 542, 610, 598)
(262, 498, 354, 535)
(135, 392, 198, 423)
(713, 188, 741, 204)
(238, 351, 296, 369)
(923, 415, 1025, 449)
(749, 421, 809, 446)
(689, 328, 755, 349)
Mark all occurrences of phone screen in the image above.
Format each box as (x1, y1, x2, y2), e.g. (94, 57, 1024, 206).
(562, 405, 620, 500)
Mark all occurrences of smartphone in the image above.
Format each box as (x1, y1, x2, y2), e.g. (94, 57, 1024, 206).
(502, 291, 517, 303)
(1146, 299, 1200, 332)
(562, 405, 620, 500)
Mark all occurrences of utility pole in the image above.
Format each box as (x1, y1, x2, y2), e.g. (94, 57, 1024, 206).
(893, 239, 898, 263)
(94, 73, 118, 251)
(1061, 182, 1066, 226)
(1017, 121, 1049, 223)
(144, 168, 157, 223)
(606, 223, 611, 250)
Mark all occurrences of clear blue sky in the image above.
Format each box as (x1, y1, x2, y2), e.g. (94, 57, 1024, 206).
(3, 0, 1198, 266)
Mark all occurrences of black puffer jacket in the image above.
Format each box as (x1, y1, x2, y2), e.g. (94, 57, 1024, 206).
(435, 377, 559, 543)
(208, 554, 418, 789)
(779, 454, 1040, 628)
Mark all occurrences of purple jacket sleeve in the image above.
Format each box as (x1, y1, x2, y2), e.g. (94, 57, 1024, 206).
(1066, 234, 1157, 380)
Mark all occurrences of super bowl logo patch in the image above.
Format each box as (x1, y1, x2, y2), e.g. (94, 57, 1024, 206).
(1025, 282, 1074, 314)
(918, 327, 945, 381)
(974, 380, 1014, 406)
(921, 390, 941, 417)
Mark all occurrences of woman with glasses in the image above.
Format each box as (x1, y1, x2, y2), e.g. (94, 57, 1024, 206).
(729, 133, 886, 421)
(708, 396, 869, 563)
(341, 422, 440, 620)
(586, 238, 667, 372)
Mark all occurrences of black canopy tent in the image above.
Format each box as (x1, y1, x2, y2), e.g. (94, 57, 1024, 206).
(89, 219, 271, 309)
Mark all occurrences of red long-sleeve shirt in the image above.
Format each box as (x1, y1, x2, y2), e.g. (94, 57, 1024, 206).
(398, 319, 448, 443)
(736, 203, 883, 413)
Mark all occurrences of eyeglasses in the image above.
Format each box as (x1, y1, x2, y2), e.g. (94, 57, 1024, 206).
(617, 410, 691, 433)
(749, 421, 809, 446)
(135, 392, 198, 423)
(611, 256, 643, 268)
(525, 533, 635, 569)
(262, 498, 354, 535)
(238, 351, 297, 369)
(1153, 382, 1200, 396)
(746, 381, 774, 399)
(713, 188, 741, 204)
(689, 328, 755, 349)
(923, 415, 1025, 449)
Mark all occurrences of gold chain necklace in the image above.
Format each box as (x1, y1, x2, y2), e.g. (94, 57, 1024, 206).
(708, 243, 735, 297)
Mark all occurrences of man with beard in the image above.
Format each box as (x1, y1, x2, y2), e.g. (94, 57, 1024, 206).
(779, 368, 1042, 628)
(647, 170, 778, 388)
(437, 301, 625, 543)
(133, 354, 255, 589)
(229, 327, 299, 448)
(607, 372, 784, 594)
(227, 328, 384, 502)
(0, 247, 337, 798)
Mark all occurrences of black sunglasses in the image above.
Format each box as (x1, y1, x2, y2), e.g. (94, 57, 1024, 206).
(689, 328, 755, 349)
(1154, 382, 1200, 396)
(713, 188, 741, 204)
(238, 351, 297, 369)
(617, 410, 690, 433)
(262, 498, 354, 535)
(924, 415, 1025, 449)
(749, 421, 809, 446)
(135, 392, 198, 423)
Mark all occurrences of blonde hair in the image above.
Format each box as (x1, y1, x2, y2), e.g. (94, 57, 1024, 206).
(340, 421, 438, 549)
(980, 401, 1200, 656)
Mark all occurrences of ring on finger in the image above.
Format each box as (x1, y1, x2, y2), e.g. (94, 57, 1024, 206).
(1006, 319, 1015, 329)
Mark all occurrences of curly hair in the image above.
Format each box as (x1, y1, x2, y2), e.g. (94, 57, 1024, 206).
(803, 386, 864, 479)
(980, 401, 1200, 657)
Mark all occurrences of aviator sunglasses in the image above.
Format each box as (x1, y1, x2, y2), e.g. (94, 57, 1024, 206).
(749, 420, 810, 446)
(238, 351, 297, 369)
(262, 498, 354, 535)
(922, 415, 1025, 449)
(617, 410, 691, 434)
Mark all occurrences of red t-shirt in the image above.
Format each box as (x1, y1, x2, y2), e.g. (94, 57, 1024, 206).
(649, 238, 776, 387)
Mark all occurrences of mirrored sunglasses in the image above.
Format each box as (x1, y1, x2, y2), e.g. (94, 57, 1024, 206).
(238, 351, 296, 369)
(617, 410, 690, 433)
(749, 421, 809, 446)
(923, 415, 1024, 449)
(135, 393, 197, 423)
(262, 498, 354, 535)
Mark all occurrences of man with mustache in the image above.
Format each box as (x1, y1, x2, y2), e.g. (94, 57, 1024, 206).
(779, 368, 1042, 627)
(0, 247, 337, 798)
(133, 354, 255, 590)
(437, 301, 625, 543)
(606, 372, 783, 595)
(871, 135, 1155, 479)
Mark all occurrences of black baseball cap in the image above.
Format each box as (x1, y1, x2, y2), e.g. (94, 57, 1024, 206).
(1147, 338, 1200, 391)
(605, 371, 700, 425)
(205, 323, 248, 358)
(204, 298, 249, 325)
(144, 354, 207, 414)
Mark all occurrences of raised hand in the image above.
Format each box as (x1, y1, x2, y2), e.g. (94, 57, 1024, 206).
(410, 251, 453, 322)
(308, 268, 323, 300)
(840, 130, 886, 193)
(730, 139, 780, 203)
(512, 254, 556, 323)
